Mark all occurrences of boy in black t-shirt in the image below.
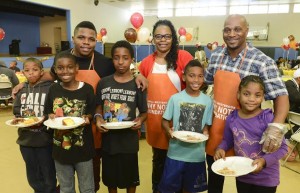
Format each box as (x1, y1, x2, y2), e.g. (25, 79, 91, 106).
(45, 52, 95, 193)
(95, 40, 147, 193)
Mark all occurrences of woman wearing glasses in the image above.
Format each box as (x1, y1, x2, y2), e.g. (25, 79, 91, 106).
(138, 19, 193, 193)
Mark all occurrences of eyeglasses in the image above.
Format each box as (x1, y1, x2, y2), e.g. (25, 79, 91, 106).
(154, 34, 172, 40)
(223, 27, 243, 34)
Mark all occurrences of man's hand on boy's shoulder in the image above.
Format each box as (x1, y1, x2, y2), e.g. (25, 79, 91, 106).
(12, 82, 25, 99)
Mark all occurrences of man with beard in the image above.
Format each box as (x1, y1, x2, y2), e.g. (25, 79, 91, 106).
(204, 14, 289, 193)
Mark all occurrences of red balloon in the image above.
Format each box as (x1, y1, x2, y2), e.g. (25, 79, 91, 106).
(100, 28, 107, 36)
(124, 28, 137, 43)
(130, 12, 144, 29)
(0, 28, 5, 40)
(178, 27, 186, 36)
(283, 45, 290, 50)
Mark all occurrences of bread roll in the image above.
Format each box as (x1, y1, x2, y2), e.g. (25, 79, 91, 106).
(62, 118, 75, 126)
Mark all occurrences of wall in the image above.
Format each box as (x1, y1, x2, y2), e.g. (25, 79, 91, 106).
(142, 13, 300, 48)
(23, 0, 131, 43)
(40, 15, 67, 53)
(0, 12, 40, 55)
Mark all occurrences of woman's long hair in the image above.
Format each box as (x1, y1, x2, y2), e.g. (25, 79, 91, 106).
(152, 20, 179, 70)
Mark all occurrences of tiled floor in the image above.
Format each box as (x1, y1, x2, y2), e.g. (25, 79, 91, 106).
(1, 108, 300, 193)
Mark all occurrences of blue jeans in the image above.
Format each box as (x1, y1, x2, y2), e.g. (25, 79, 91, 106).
(20, 145, 57, 193)
(55, 159, 94, 193)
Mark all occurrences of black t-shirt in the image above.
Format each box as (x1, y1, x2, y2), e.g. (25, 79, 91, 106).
(44, 82, 95, 164)
(51, 49, 115, 79)
(96, 75, 147, 155)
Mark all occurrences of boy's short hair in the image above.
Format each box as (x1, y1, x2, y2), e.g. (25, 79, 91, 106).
(11, 60, 18, 65)
(54, 52, 77, 67)
(184, 59, 203, 74)
(74, 21, 97, 35)
(23, 58, 43, 69)
(111, 40, 134, 58)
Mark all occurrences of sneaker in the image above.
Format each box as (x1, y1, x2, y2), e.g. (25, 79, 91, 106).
(0, 103, 6, 107)
(7, 103, 13, 106)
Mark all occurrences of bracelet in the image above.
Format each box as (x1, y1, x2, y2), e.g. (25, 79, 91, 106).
(94, 113, 103, 120)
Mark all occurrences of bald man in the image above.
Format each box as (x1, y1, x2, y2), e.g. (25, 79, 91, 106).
(204, 14, 289, 193)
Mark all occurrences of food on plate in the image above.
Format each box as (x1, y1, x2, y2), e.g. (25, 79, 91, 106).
(62, 118, 75, 126)
(55, 107, 64, 117)
(186, 135, 200, 141)
(10, 118, 25, 125)
(217, 167, 236, 175)
(10, 117, 39, 125)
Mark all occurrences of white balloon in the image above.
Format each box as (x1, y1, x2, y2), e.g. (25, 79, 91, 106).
(137, 27, 150, 43)
(180, 35, 186, 43)
(148, 35, 153, 43)
(283, 37, 290, 46)
(212, 43, 218, 50)
(102, 35, 108, 44)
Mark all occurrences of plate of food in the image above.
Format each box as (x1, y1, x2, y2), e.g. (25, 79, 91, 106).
(212, 156, 257, 177)
(101, 121, 136, 129)
(43, 117, 85, 130)
(5, 117, 44, 127)
(172, 131, 208, 143)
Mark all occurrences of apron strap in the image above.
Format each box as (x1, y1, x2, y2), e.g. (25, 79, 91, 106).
(218, 46, 248, 73)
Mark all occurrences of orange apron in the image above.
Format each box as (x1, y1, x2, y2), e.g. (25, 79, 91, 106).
(206, 48, 247, 156)
(75, 53, 102, 148)
(146, 70, 178, 149)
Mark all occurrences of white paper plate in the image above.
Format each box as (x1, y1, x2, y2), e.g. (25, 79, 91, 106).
(44, 117, 85, 130)
(172, 130, 208, 143)
(5, 117, 44, 127)
(101, 121, 136, 129)
(212, 156, 257, 177)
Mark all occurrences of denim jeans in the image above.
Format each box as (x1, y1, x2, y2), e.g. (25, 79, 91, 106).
(20, 145, 57, 193)
(55, 159, 94, 193)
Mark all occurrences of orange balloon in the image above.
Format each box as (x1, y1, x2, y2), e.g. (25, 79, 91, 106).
(186, 33, 192, 41)
(97, 33, 102, 41)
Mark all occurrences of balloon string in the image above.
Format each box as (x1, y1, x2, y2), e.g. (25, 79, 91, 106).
(135, 44, 137, 63)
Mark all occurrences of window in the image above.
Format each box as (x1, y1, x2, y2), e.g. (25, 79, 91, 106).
(176, 8, 191, 16)
(158, 9, 173, 17)
(294, 4, 300, 13)
(268, 4, 289, 13)
(229, 6, 248, 14)
(208, 6, 226, 15)
(192, 7, 209, 16)
(249, 5, 268, 14)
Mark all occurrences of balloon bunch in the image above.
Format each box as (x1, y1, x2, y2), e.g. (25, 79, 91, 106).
(0, 28, 5, 41)
(288, 35, 299, 50)
(178, 27, 192, 44)
(124, 12, 152, 44)
(281, 37, 290, 51)
(97, 28, 108, 44)
(207, 42, 218, 51)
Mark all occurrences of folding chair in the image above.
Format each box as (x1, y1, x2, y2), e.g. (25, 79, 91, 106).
(281, 111, 300, 173)
(287, 111, 300, 134)
(0, 74, 13, 108)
